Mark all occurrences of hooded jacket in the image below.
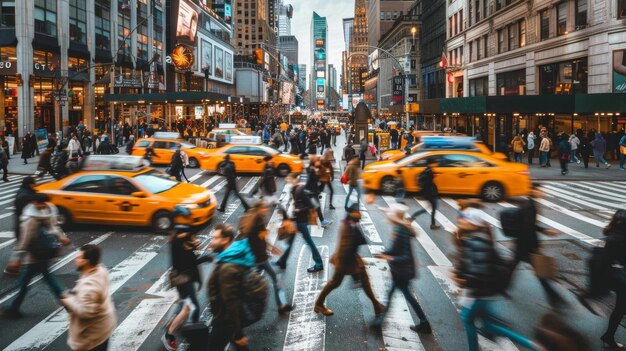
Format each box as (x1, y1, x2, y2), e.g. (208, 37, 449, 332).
(208, 239, 256, 340)
(17, 203, 66, 264)
(64, 265, 117, 351)
(384, 223, 417, 283)
(345, 158, 360, 186)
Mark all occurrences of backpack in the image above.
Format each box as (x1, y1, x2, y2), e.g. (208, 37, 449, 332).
(240, 268, 268, 326)
(499, 207, 525, 238)
(29, 223, 62, 260)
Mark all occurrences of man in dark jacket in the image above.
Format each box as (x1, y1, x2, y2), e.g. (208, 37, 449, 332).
(36, 146, 54, 178)
(305, 155, 331, 227)
(411, 157, 441, 230)
(168, 147, 184, 181)
(359, 138, 368, 169)
(217, 155, 249, 212)
(251, 156, 276, 200)
(275, 173, 324, 273)
(207, 224, 257, 351)
(389, 128, 399, 149)
(314, 204, 384, 316)
(0, 147, 8, 182)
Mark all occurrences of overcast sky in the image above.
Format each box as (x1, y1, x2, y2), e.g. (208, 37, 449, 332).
(289, 0, 355, 83)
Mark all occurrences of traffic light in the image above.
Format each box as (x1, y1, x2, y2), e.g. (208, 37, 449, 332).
(254, 49, 263, 64)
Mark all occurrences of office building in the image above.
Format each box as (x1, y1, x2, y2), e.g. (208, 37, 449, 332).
(328, 64, 337, 93)
(349, 0, 368, 94)
(310, 12, 327, 109)
(278, 35, 298, 66)
(367, 0, 415, 48)
(297, 63, 307, 91)
(278, 0, 293, 36)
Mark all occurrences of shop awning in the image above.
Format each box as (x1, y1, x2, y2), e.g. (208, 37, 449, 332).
(486, 95, 575, 114)
(575, 93, 626, 113)
(103, 91, 232, 103)
(441, 96, 486, 113)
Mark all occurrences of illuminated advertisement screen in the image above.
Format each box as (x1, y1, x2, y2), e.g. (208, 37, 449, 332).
(224, 1, 232, 24)
(176, 0, 199, 45)
(614, 49, 626, 93)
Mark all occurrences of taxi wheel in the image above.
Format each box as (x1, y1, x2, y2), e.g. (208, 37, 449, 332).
(277, 164, 291, 177)
(152, 210, 173, 232)
(188, 157, 199, 168)
(380, 176, 396, 195)
(57, 207, 72, 228)
(481, 182, 504, 202)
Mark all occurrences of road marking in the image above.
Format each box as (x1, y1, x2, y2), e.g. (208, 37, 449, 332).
(341, 183, 366, 210)
(582, 181, 626, 196)
(108, 270, 178, 350)
(0, 232, 113, 305)
(360, 211, 382, 243)
(532, 197, 608, 228)
(365, 258, 426, 351)
(212, 176, 242, 193)
(428, 266, 520, 351)
(0, 231, 13, 238)
(499, 202, 603, 247)
(199, 175, 221, 188)
(187, 171, 205, 183)
(413, 197, 457, 233)
(310, 193, 327, 237)
(240, 176, 260, 194)
(4, 237, 164, 350)
(0, 183, 22, 196)
(0, 212, 13, 220)
(283, 245, 329, 351)
(0, 238, 16, 250)
(541, 185, 624, 210)
(563, 182, 626, 201)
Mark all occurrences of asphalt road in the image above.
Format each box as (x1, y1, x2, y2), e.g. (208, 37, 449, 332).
(0, 140, 625, 351)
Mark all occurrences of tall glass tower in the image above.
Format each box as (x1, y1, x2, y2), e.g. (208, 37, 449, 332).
(310, 12, 327, 110)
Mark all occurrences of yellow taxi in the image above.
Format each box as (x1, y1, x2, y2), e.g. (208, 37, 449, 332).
(380, 136, 506, 162)
(131, 132, 211, 168)
(362, 150, 530, 201)
(200, 144, 304, 176)
(36, 156, 217, 231)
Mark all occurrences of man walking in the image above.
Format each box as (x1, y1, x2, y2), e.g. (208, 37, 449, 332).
(619, 132, 626, 170)
(344, 157, 361, 210)
(314, 204, 385, 316)
(411, 158, 441, 230)
(61, 244, 116, 351)
(217, 155, 249, 212)
(4, 177, 39, 276)
(0, 145, 8, 182)
(305, 155, 331, 227)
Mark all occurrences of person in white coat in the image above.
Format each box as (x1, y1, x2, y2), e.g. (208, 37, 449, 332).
(527, 131, 536, 164)
(67, 135, 82, 158)
(568, 134, 580, 164)
(61, 244, 117, 351)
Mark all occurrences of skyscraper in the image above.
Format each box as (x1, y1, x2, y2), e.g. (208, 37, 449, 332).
(278, 0, 293, 36)
(350, 0, 368, 94)
(310, 12, 328, 110)
(343, 18, 354, 53)
(298, 64, 307, 91)
(278, 36, 298, 66)
(328, 64, 338, 93)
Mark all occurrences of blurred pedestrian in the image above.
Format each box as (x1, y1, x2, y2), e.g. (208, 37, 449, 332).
(61, 244, 116, 351)
(306, 155, 331, 227)
(592, 133, 611, 168)
(207, 224, 259, 351)
(179, 146, 190, 182)
(511, 134, 526, 163)
(36, 146, 54, 178)
(557, 133, 571, 175)
(240, 201, 293, 314)
(2, 195, 71, 318)
(568, 133, 580, 164)
(251, 156, 276, 202)
(0, 145, 8, 182)
(125, 134, 135, 155)
(275, 173, 324, 273)
(168, 146, 184, 182)
(21, 133, 33, 165)
(619, 132, 626, 170)
(319, 150, 335, 210)
(344, 157, 361, 210)
(599, 210, 626, 350)
(3, 177, 38, 276)
(539, 133, 551, 167)
(527, 131, 536, 164)
(315, 204, 384, 317)
(51, 145, 70, 180)
(143, 146, 154, 166)
(97, 135, 113, 155)
(371, 202, 431, 334)
(359, 138, 368, 169)
(579, 133, 592, 168)
(411, 157, 441, 230)
(217, 155, 249, 212)
(68, 134, 82, 159)
(343, 141, 356, 164)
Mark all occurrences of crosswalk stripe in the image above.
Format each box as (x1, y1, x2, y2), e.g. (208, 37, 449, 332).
(582, 181, 626, 196)
(3, 234, 161, 351)
(187, 171, 205, 183)
(199, 175, 221, 188)
(0, 231, 13, 238)
(360, 211, 383, 243)
(240, 176, 260, 194)
(564, 182, 626, 201)
(532, 197, 609, 228)
(542, 185, 624, 210)
(0, 212, 13, 220)
(365, 258, 426, 351)
(0, 183, 23, 196)
(413, 197, 456, 233)
(0, 238, 16, 250)
(282, 246, 329, 351)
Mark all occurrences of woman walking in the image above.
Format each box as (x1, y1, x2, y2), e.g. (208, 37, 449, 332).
(539, 133, 551, 167)
(568, 133, 580, 164)
(510, 134, 526, 163)
(527, 131, 536, 164)
(319, 150, 335, 210)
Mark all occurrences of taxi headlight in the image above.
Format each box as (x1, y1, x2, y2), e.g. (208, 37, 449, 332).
(178, 203, 199, 210)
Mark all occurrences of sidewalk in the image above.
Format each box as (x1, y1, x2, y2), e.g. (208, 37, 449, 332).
(5, 155, 39, 176)
(528, 160, 626, 181)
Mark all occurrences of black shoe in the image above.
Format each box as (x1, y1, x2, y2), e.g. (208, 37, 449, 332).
(1, 308, 22, 319)
(216, 207, 225, 212)
(273, 261, 286, 270)
(2, 178, 8, 182)
(410, 321, 432, 334)
(430, 224, 441, 230)
(329, 205, 335, 210)
(307, 266, 323, 273)
(278, 304, 294, 314)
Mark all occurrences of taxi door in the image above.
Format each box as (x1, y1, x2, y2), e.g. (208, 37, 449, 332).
(152, 141, 175, 164)
(400, 158, 427, 192)
(103, 176, 146, 224)
(246, 146, 269, 173)
(435, 154, 486, 194)
(58, 175, 116, 223)
(224, 146, 251, 172)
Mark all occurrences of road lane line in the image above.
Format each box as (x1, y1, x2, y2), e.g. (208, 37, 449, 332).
(4, 237, 165, 350)
(582, 181, 626, 196)
(0, 232, 113, 305)
(108, 269, 178, 350)
(240, 176, 260, 194)
(211, 176, 242, 194)
(0, 231, 13, 238)
(413, 197, 457, 233)
(282, 246, 329, 351)
(531, 197, 608, 228)
(0, 212, 13, 220)
(359, 211, 382, 243)
(365, 258, 426, 351)
(199, 175, 221, 188)
(561, 182, 626, 201)
(187, 171, 205, 183)
(0, 238, 16, 250)
(541, 185, 624, 210)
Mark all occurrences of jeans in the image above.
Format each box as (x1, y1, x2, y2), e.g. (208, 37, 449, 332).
(539, 151, 548, 166)
(560, 158, 568, 174)
(276, 222, 323, 269)
(620, 153, 625, 169)
(460, 299, 540, 351)
(594, 151, 608, 166)
(527, 148, 534, 164)
(383, 281, 427, 322)
(412, 196, 438, 227)
(345, 185, 361, 209)
(174, 281, 200, 322)
(514, 152, 523, 163)
(570, 149, 579, 162)
(604, 290, 626, 341)
(257, 261, 287, 307)
(219, 185, 250, 211)
(7, 261, 65, 312)
(316, 269, 381, 311)
(319, 182, 334, 207)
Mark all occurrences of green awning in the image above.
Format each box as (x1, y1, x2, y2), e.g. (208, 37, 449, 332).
(486, 95, 574, 114)
(575, 93, 626, 113)
(441, 96, 486, 113)
(103, 91, 231, 103)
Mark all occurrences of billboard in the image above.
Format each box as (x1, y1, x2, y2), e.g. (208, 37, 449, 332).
(392, 76, 404, 104)
(224, 1, 232, 24)
(214, 47, 224, 78)
(176, 0, 199, 45)
(614, 49, 626, 93)
(281, 82, 294, 105)
(201, 39, 212, 76)
(225, 52, 233, 81)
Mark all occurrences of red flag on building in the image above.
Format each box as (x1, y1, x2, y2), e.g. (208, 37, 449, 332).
(440, 52, 448, 69)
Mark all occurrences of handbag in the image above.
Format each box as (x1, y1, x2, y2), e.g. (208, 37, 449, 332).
(168, 269, 191, 288)
(29, 226, 62, 260)
(308, 208, 318, 225)
(341, 173, 348, 185)
(531, 253, 559, 279)
(277, 219, 297, 241)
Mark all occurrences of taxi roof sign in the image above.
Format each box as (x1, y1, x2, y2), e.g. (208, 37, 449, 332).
(229, 135, 262, 145)
(81, 155, 149, 171)
(153, 132, 182, 139)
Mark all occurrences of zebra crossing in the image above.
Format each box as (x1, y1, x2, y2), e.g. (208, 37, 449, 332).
(0, 172, 624, 350)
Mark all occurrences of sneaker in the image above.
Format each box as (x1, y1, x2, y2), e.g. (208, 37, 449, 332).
(216, 207, 225, 212)
(279, 304, 295, 314)
(577, 160, 581, 164)
(410, 321, 432, 334)
(307, 266, 324, 273)
(161, 333, 177, 351)
(606, 163, 612, 169)
(321, 219, 332, 227)
(329, 205, 336, 210)
(3, 265, 19, 276)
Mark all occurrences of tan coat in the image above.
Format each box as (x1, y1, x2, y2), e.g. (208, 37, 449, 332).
(330, 218, 365, 275)
(345, 158, 360, 186)
(64, 265, 117, 351)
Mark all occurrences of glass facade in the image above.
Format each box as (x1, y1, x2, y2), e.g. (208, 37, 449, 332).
(496, 69, 525, 96)
(539, 58, 588, 95)
(69, 0, 87, 44)
(34, 0, 57, 36)
(95, 0, 111, 51)
(469, 76, 488, 96)
(0, 0, 15, 28)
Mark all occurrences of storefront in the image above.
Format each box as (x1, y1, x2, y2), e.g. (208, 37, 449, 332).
(0, 46, 18, 136)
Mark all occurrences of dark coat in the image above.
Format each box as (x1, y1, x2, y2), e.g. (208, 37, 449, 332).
(260, 163, 276, 194)
(21, 137, 32, 159)
(305, 165, 320, 193)
(292, 184, 312, 223)
(330, 217, 367, 275)
(208, 262, 247, 339)
(170, 235, 206, 285)
(37, 148, 53, 171)
(221, 160, 237, 186)
(515, 198, 544, 262)
(384, 224, 417, 284)
(454, 224, 500, 298)
(418, 166, 437, 198)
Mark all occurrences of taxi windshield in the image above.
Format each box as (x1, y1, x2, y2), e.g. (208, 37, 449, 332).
(180, 142, 196, 149)
(133, 170, 179, 194)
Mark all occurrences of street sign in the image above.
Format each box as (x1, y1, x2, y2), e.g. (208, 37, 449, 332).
(392, 77, 404, 104)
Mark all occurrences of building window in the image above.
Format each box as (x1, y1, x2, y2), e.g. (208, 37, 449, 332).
(475, 0, 480, 22)
(459, 9, 463, 31)
(496, 69, 526, 95)
(557, 2, 567, 36)
(94, 0, 110, 51)
(469, 76, 488, 96)
(519, 19, 526, 47)
(69, 0, 87, 44)
(483, 34, 489, 58)
(0, 0, 15, 28)
(497, 29, 504, 54)
(477, 38, 482, 60)
(468, 1, 473, 26)
(469, 40, 474, 62)
(540, 10, 550, 40)
(496, 0, 503, 11)
(381, 11, 385, 20)
(539, 58, 588, 95)
(34, 0, 57, 36)
(575, 0, 587, 27)
(449, 16, 453, 37)
(508, 22, 518, 50)
(619, 0, 626, 18)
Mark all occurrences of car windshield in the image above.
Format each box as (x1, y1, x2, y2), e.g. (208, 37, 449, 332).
(263, 146, 281, 155)
(394, 151, 428, 164)
(133, 170, 179, 194)
(180, 142, 196, 149)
